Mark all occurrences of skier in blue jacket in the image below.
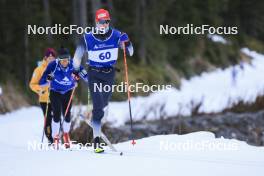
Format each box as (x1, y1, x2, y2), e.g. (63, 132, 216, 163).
(73, 9, 134, 153)
(40, 47, 87, 149)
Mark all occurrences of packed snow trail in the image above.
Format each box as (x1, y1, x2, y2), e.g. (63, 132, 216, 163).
(0, 107, 264, 176)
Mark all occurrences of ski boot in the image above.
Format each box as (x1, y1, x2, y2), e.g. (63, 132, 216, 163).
(63, 133, 71, 149)
(47, 137, 54, 146)
(94, 136, 104, 153)
(53, 135, 59, 150)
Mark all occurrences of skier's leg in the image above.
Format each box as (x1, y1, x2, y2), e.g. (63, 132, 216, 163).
(102, 69, 115, 116)
(89, 83, 104, 138)
(61, 90, 72, 148)
(61, 90, 72, 132)
(49, 91, 62, 139)
(88, 70, 105, 152)
(45, 103, 53, 143)
(90, 92, 105, 152)
(39, 103, 53, 143)
(39, 102, 46, 114)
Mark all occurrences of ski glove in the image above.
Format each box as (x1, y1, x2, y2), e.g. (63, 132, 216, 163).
(120, 33, 129, 43)
(72, 71, 80, 81)
(72, 69, 88, 81)
(38, 89, 46, 96)
(79, 69, 88, 79)
(47, 74, 54, 81)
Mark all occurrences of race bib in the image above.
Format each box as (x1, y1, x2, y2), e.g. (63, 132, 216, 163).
(88, 48, 118, 63)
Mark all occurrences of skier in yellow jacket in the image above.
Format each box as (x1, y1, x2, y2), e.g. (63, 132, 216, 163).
(29, 48, 56, 143)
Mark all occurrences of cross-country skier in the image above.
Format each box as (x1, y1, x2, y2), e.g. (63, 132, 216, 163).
(39, 47, 87, 149)
(72, 9, 134, 153)
(29, 48, 56, 144)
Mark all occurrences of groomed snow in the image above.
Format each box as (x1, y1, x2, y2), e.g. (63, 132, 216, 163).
(105, 48, 264, 126)
(0, 107, 264, 176)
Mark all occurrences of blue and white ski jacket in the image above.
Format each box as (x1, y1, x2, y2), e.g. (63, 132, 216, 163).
(73, 28, 134, 69)
(39, 59, 81, 94)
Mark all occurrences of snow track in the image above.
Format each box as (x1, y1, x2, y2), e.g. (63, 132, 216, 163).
(0, 107, 264, 176)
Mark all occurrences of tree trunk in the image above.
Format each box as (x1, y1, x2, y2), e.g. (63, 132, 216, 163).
(136, 0, 147, 65)
(80, 0, 88, 98)
(91, 0, 102, 24)
(79, 0, 87, 28)
(72, 0, 79, 45)
(43, 0, 53, 44)
(105, 0, 116, 26)
(24, 0, 30, 88)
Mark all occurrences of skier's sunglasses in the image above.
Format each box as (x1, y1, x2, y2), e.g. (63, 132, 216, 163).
(98, 20, 110, 25)
(58, 56, 70, 61)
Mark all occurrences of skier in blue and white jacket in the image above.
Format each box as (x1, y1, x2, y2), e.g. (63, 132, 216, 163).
(72, 9, 134, 153)
(39, 47, 87, 148)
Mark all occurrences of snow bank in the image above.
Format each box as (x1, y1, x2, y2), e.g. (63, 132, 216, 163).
(105, 48, 264, 126)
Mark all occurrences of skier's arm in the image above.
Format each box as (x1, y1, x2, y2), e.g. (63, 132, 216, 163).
(29, 68, 43, 94)
(39, 61, 56, 86)
(119, 33, 134, 56)
(79, 65, 88, 82)
(73, 36, 86, 71)
(125, 42, 134, 57)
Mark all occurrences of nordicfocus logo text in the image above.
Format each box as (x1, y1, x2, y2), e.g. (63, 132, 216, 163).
(27, 141, 106, 151)
(160, 24, 238, 35)
(159, 140, 239, 151)
(93, 82, 172, 93)
(27, 24, 106, 35)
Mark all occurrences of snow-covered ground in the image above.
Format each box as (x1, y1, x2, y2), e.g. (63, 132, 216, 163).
(103, 48, 264, 126)
(0, 107, 264, 176)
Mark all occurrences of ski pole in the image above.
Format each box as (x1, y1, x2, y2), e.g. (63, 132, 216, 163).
(87, 86, 90, 112)
(64, 86, 76, 118)
(59, 85, 77, 137)
(41, 88, 50, 147)
(122, 42, 136, 145)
